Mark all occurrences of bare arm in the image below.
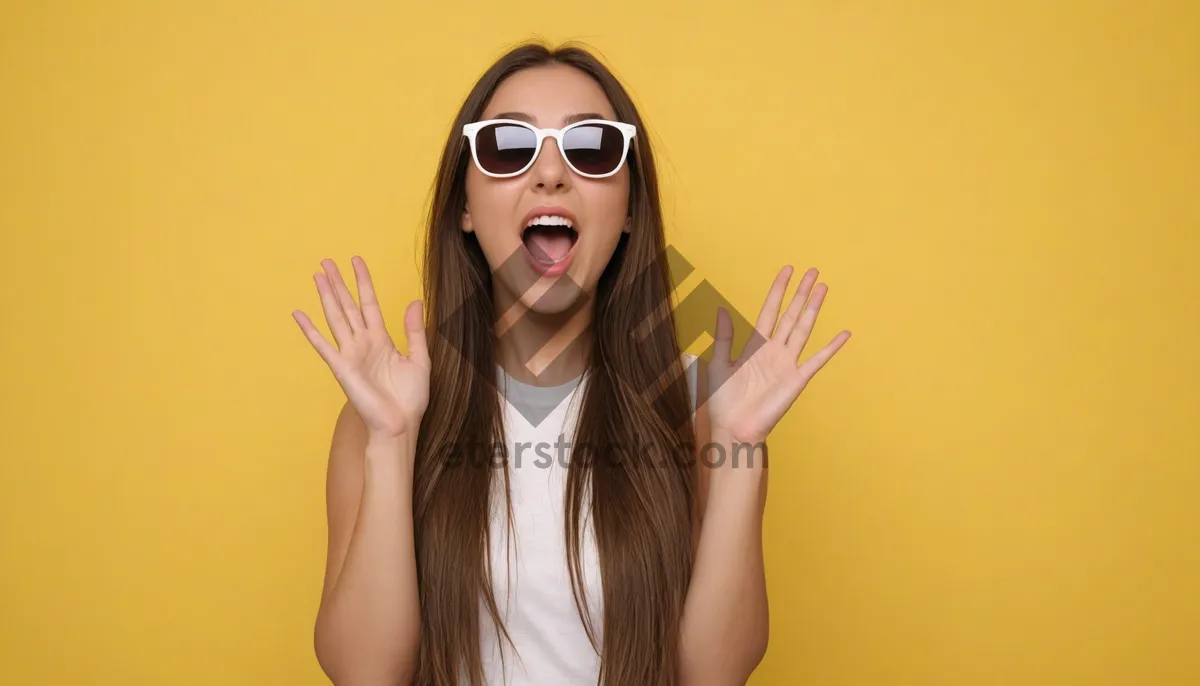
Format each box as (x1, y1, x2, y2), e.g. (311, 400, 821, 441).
(313, 403, 420, 686)
(679, 368, 770, 686)
(678, 265, 851, 684)
(292, 256, 431, 686)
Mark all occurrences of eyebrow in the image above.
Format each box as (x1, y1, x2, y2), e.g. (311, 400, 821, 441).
(489, 111, 610, 126)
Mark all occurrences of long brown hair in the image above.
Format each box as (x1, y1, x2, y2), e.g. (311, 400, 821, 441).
(411, 40, 697, 686)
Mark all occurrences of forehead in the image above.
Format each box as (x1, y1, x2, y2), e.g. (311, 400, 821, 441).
(481, 64, 616, 126)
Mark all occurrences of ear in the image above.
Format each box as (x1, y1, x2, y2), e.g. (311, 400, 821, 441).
(622, 215, 631, 233)
(461, 206, 474, 233)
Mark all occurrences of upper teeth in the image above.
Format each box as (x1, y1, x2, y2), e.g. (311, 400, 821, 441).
(526, 215, 574, 229)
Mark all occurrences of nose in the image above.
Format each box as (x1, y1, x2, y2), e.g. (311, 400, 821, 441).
(530, 136, 570, 191)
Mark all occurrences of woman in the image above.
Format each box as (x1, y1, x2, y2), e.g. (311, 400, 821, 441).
(292, 42, 851, 686)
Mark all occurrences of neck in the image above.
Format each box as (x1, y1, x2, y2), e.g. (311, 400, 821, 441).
(493, 286, 593, 387)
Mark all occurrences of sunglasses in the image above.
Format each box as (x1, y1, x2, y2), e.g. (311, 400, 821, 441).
(462, 118, 637, 179)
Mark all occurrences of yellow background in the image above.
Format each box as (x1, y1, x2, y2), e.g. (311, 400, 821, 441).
(2, 1, 1197, 684)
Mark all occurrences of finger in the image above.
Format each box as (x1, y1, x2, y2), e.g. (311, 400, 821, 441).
(753, 265, 794, 340)
(293, 309, 341, 369)
(314, 272, 353, 348)
(403, 299, 430, 367)
(777, 267, 818, 344)
(736, 328, 771, 369)
(712, 306, 734, 367)
(323, 259, 366, 333)
(351, 256, 386, 330)
(797, 330, 852, 379)
(786, 282, 829, 351)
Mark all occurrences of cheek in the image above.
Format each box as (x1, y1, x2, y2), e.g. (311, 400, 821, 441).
(465, 177, 521, 238)
(581, 182, 630, 236)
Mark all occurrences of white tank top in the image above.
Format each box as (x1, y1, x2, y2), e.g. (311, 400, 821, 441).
(478, 355, 698, 685)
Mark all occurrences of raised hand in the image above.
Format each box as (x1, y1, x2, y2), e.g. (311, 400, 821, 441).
(292, 257, 430, 443)
(707, 266, 851, 446)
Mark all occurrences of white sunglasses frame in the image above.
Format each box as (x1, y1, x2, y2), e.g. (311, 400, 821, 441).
(461, 118, 637, 179)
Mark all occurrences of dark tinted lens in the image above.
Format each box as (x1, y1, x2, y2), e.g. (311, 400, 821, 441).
(476, 123, 537, 174)
(562, 123, 625, 175)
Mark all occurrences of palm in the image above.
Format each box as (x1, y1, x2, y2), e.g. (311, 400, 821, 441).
(292, 257, 430, 441)
(707, 266, 851, 445)
(337, 327, 429, 438)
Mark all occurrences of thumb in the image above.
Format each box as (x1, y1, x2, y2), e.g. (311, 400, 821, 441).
(403, 299, 430, 367)
(712, 306, 734, 368)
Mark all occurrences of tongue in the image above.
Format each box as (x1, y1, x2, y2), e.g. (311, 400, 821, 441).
(524, 226, 574, 261)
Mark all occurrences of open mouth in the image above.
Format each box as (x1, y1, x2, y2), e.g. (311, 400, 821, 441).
(521, 216, 579, 267)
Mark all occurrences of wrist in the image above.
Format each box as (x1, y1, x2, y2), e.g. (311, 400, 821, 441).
(703, 430, 768, 515)
(704, 428, 768, 472)
(365, 431, 418, 464)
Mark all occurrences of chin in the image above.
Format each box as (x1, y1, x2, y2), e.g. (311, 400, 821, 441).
(515, 276, 590, 314)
